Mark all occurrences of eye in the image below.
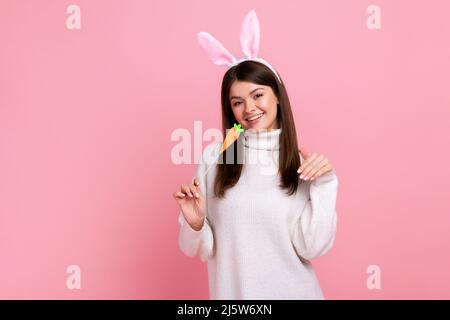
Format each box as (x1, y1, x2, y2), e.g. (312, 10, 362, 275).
(232, 93, 263, 107)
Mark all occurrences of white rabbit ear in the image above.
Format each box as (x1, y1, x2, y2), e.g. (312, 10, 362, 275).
(197, 31, 237, 67)
(240, 9, 260, 59)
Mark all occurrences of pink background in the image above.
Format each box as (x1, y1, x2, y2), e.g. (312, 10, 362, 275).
(1, 0, 450, 299)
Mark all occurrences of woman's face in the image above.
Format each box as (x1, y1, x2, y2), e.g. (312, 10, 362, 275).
(229, 81, 280, 131)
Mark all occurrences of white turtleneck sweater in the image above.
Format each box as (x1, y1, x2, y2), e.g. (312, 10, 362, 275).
(177, 128, 339, 300)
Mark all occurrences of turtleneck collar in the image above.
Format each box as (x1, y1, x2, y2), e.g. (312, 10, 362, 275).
(243, 128, 282, 151)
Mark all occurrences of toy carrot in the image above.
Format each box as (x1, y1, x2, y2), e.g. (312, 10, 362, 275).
(203, 123, 244, 177)
(219, 123, 244, 153)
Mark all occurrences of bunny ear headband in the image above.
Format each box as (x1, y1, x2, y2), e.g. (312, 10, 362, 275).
(197, 9, 281, 83)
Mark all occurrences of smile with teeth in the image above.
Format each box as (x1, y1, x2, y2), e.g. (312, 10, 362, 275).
(246, 113, 264, 122)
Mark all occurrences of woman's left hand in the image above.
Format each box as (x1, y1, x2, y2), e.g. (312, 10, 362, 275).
(297, 148, 334, 181)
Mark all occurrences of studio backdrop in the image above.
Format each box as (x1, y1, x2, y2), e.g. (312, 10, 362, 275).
(1, 0, 449, 299)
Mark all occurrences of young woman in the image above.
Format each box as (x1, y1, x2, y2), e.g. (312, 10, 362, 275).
(172, 60, 339, 299)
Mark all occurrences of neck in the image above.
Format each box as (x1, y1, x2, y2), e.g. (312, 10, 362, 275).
(243, 128, 282, 151)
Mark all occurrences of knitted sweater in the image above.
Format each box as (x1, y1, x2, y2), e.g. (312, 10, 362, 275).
(177, 128, 339, 299)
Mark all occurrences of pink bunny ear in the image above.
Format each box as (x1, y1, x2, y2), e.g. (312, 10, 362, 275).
(240, 9, 260, 59)
(197, 31, 237, 67)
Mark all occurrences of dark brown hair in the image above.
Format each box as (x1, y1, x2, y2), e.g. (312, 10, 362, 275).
(213, 60, 303, 198)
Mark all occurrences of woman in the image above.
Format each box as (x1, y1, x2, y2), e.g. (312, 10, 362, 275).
(172, 60, 339, 299)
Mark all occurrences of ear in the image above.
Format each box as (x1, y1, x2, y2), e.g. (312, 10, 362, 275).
(240, 9, 260, 59)
(197, 31, 237, 67)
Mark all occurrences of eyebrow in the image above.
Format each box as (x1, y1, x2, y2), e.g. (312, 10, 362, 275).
(230, 87, 265, 100)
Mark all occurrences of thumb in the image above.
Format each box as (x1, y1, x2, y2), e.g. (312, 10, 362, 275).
(299, 147, 310, 162)
(192, 176, 201, 194)
(192, 176, 200, 187)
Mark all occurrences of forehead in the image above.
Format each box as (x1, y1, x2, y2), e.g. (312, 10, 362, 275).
(229, 81, 269, 98)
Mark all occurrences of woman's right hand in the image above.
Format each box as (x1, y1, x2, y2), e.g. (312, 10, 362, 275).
(172, 177, 206, 231)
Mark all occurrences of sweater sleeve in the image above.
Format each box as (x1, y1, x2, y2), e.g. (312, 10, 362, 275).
(177, 144, 217, 262)
(290, 169, 339, 261)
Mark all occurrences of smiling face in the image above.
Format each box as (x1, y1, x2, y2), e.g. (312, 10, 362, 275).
(229, 81, 280, 131)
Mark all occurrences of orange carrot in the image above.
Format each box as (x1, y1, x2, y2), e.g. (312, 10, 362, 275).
(202, 123, 244, 177)
(219, 123, 244, 154)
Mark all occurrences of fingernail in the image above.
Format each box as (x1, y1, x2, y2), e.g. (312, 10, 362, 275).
(300, 175, 304, 179)
(304, 176, 309, 180)
(310, 177, 315, 181)
(195, 192, 199, 198)
(189, 193, 193, 197)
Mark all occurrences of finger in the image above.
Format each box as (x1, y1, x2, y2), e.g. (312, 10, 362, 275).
(298, 152, 319, 174)
(181, 184, 194, 198)
(173, 191, 186, 199)
(305, 158, 329, 180)
(299, 154, 325, 179)
(188, 183, 201, 199)
(310, 163, 333, 180)
(301, 154, 325, 178)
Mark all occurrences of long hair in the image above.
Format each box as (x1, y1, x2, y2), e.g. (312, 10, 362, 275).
(213, 60, 302, 198)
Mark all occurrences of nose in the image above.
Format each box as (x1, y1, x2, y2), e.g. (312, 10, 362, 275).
(244, 99, 257, 114)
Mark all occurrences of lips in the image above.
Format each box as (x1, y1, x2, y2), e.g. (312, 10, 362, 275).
(245, 112, 264, 122)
